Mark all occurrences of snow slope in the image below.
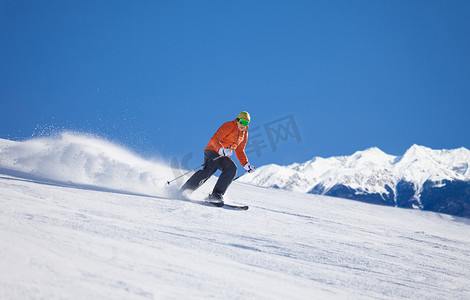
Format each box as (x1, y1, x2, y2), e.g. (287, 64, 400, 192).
(1, 134, 470, 299)
(0, 133, 174, 197)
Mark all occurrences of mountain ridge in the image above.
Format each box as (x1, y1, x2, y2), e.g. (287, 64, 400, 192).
(240, 145, 470, 218)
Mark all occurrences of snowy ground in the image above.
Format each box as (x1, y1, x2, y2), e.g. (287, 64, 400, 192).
(1, 134, 470, 299)
(1, 174, 470, 299)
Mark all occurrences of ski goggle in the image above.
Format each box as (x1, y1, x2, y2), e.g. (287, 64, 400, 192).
(238, 118, 250, 126)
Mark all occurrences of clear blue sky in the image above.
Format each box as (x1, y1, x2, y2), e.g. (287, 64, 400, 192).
(1, 0, 470, 169)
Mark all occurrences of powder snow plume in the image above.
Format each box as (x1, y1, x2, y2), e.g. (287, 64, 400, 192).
(0, 132, 176, 197)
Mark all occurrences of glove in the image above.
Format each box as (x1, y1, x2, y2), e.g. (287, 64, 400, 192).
(218, 148, 233, 157)
(243, 163, 256, 173)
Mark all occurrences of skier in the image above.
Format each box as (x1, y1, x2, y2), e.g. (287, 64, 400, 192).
(180, 111, 256, 203)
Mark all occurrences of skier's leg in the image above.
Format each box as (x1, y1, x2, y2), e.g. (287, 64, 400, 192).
(181, 150, 219, 192)
(211, 157, 237, 198)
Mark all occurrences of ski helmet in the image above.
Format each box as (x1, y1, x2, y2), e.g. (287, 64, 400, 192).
(238, 111, 250, 122)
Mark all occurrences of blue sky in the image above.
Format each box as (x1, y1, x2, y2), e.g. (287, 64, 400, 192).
(1, 1, 470, 169)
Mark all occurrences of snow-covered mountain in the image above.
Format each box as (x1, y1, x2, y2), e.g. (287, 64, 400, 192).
(1, 134, 470, 299)
(240, 145, 470, 218)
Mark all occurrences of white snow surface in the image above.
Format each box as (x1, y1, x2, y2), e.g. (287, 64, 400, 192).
(239, 145, 470, 198)
(0, 132, 174, 197)
(1, 134, 470, 299)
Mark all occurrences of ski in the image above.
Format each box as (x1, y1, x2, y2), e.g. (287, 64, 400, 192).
(177, 196, 249, 210)
(205, 194, 249, 210)
(208, 202, 249, 210)
(223, 204, 249, 210)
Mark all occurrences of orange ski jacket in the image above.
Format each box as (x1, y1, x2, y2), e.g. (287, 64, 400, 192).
(205, 119, 249, 166)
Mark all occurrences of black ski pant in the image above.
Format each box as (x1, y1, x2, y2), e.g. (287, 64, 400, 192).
(181, 150, 237, 196)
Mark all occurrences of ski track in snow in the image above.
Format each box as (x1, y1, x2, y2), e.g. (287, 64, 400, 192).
(1, 134, 470, 299)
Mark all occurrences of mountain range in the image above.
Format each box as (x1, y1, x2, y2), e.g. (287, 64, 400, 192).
(240, 145, 470, 218)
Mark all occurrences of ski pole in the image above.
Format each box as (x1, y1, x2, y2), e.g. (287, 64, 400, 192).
(166, 156, 221, 185)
